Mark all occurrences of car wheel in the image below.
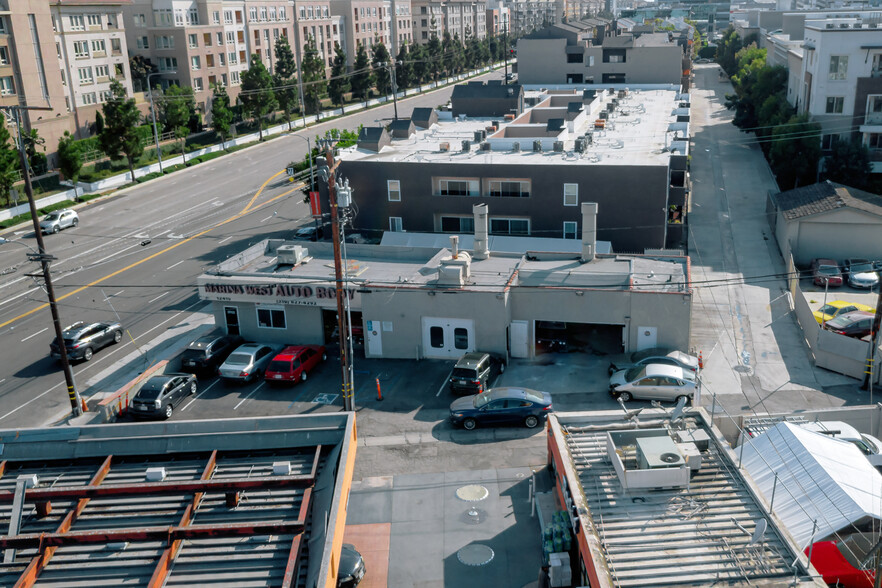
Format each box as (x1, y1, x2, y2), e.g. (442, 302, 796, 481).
(164, 405, 173, 419)
(52, 225, 60, 234)
(301, 371, 308, 382)
(82, 347, 93, 361)
(322, 352, 327, 361)
(190, 381, 197, 395)
(618, 391, 632, 402)
(524, 415, 539, 429)
(72, 218, 79, 228)
(463, 418, 477, 430)
(676, 395, 689, 405)
(113, 330, 122, 344)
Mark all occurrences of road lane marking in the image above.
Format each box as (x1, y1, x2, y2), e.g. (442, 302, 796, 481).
(260, 214, 274, 222)
(0, 277, 27, 290)
(148, 292, 169, 303)
(218, 236, 233, 244)
(241, 170, 285, 214)
(0, 184, 303, 330)
(436, 369, 453, 396)
(21, 327, 48, 342)
(0, 287, 39, 307)
(181, 378, 219, 411)
(234, 381, 265, 409)
(166, 260, 185, 270)
(90, 242, 142, 267)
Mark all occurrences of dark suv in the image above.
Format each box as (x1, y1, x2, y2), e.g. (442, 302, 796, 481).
(50, 320, 123, 362)
(449, 352, 506, 394)
(130, 374, 197, 420)
(179, 334, 243, 374)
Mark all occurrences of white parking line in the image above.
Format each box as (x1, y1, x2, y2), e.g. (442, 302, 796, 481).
(436, 369, 453, 396)
(181, 378, 219, 411)
(165, 260, 185, 270)
(148, 292, 169, 304)
(21, 327, 48, 342)
(260, 215, 274, 223)
(218, 236, 234, 244)
(234, 381, 265, 409)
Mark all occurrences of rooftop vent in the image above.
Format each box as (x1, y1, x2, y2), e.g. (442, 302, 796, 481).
(461, 140, 472, 152)
(574, 139, 586, 153)
(553, 141, 564, 152)
(512, 141, 520, 152)
(277, 244, 307, 266)
(480, 142, 491, 151)
(272, 461, 292, 476)
(826, 22, 834, 28)
(840, 22, 849, 28)
(533, 140, 543, 152)
(440, 142, 450, 152)
(145, 468, 166, 482)
(474, 130, 486, 143)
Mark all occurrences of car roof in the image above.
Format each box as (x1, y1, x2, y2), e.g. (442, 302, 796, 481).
(815, 258, 839, 265)
(846, 258, 870, 263)
(801, 421, 860, 441)
(275, 345, 312, 359)
(188, 334, 225, 349)
(236, 343, 264, 351)
(455, 352, 488, 367)
(142, 375, 177, 389)
(642, 364, 685, 378)
(832, 311, 875, 322)
(824, 300, 861, 309)
(487, 386, 545, 400)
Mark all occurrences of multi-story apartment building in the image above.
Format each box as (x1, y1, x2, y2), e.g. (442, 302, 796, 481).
(390, 0, 412, 52)
(329, 0, 392, 65)
(485, 0, 509, 38)
(509, 0, 559, 36)
(293, 0, 337, 69)
(411, 0, 485, 43)
(411, 0, 444, 42)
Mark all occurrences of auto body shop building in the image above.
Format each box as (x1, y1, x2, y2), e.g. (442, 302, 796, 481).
(198, 203, 692, 359)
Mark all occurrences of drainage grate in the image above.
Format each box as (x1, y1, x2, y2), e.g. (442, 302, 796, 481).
(455, 484, 489, 502)
(457, 543, 494, 566)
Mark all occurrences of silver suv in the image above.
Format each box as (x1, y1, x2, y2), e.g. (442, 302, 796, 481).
(39, 209, 79, 234)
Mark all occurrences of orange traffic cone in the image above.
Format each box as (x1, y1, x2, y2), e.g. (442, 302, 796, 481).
(698, 351, 704, 370)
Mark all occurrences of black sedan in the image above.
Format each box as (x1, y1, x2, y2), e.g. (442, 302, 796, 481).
(179, 334, 243, 374)
(449, 387, 552, 430)
(50, 320, 123, 361)
(130, 374, 197, 420)
(823, 311, 876, 338)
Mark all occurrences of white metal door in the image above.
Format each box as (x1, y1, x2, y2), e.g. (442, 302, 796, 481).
(365, 320, 382, 357)
(510, 321, 529, 358)
(636, 326, 657, 350)
(421, 317, 474, 359)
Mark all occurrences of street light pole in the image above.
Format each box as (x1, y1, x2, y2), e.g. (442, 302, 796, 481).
(291, 133, 319, 236)
(147, 70, 175, 174)
(1, 105, 84, 417)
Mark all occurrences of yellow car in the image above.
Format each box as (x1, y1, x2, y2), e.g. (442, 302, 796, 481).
(813, 300, 874, 324)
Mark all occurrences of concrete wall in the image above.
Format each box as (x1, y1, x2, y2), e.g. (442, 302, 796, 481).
(341, 159, 670, 253)
(210, 300, 326, 345)
(786, 207, 882, 266)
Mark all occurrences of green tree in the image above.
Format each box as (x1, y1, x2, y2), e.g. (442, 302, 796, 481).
(57, 131, 83, 199)
(715, 27, 743, 75)
(128, 55, 156, 92)
(163, 84, 195, 165)
(442, 32, 457, 76)
(210, 84, 234, 149)
(239, 53, 277, 140)
(410, 43, 429, 85)
(427, 34, 442, 82)
(328, 42, 350, 107)
(395, 44, 413, 90)
(273, 36, 299, 129)
(95, 111, 104, 135)
(371, 42, 392, 96)
(301, 35, 327, 114)
(99, 79, 144, 180)
(23, 129, 46, 175)
(0, 113, 19, 206)
(769, 114, 821, 189)
(350, 44, 374, 101)
(824, 138, 872, 188)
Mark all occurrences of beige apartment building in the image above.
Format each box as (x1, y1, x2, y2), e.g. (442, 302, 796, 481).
(293, 0, 339, 69)
(411, 0, 442, 42)
(485, 0, 509, 38)
(411, 0, 485, 44)
(329, 0, 393, 65)
(389, 0, 411, 54)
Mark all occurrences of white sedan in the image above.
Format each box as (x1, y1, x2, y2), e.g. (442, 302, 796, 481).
(609, 364, 695, 403)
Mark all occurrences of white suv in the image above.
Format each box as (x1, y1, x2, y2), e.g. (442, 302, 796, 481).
(39, 209, 79, 234)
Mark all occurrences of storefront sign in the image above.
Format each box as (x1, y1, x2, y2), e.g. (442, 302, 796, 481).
(199, 283, 359, 308)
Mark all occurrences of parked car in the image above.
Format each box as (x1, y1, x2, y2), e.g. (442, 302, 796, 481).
(449, 387, 552, 430)
(844, 258, 879, 289)
(801, 421, 882, 467)
(264, 345, 327, 384)
(337, 543, 366, 588)
(608, 364, 695, 402)
(39, 209, 79, 234)
(811, 258, 843, 287)
(130, 373, 197, 419)
(293, 226, 321, 241)
(50, 320, 123, 361)
(813, 300, 874, 324)
(179, 334, 243, 374)
(218, 343, 278, 383)
(823, 311, 876, 338)
(448, 351, 506, 394)
(607, 347, 699, 375)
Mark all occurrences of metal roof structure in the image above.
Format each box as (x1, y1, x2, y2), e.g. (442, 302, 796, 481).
(772, 180, 882, 221)
(548, 410, 824, 587)
(0, 414, 356, 587)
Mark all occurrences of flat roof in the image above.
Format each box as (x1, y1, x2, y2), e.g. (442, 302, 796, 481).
(205, 240, 690, 294)
(339, 86, 688, 168)
(549, 410, 822, 587)
(0, 414, 355, 587)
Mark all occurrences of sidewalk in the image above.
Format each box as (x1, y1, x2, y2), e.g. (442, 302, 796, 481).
(688, 64, 856, 418)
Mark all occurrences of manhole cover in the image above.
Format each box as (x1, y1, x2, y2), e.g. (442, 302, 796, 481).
(461, 507, 487, 525)
(455, 484, 489, 502)
(457, 543, 494, 566)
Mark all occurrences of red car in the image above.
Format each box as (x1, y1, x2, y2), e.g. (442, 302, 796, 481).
(808, 535, 876, 588)
(811, 258, 843, 287)
(264, 345, 327, 384)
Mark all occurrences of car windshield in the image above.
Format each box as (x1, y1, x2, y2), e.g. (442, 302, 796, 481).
(135, 388, 161, 401)
(474, 392, 493, 408)
(624, 366, 646, 382)
(524, 390, 545, 403)
(862, 435, 879, 454)
(852, 262, 875, 273)
(267, 360, 290, 372)
(181, 349, 206, 360)
(818, 304, 837, 316)
(819, 265, 839, 275)
(225, 353, 252, 365)
(453, 367, 477, 378)
(826, 315, 851, 328)
(44, 212, 60, 221)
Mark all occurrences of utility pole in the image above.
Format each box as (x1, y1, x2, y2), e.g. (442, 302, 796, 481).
(862, 273, 882, 394)
(3, 105, 84, 417)
(504, 23, 509, 84)
(317, 140, 354, 411)
(388, 61, 399, 121)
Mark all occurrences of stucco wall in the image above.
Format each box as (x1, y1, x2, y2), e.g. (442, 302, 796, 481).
(789, 208, 882, 265)
(211, 300, 325, 344)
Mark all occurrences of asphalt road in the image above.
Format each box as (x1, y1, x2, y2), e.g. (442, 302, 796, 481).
(0, 68, 506, 429)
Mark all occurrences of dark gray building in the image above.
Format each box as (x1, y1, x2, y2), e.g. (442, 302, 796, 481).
(337, 86, 690, 253)
(451, 81, 525, 118)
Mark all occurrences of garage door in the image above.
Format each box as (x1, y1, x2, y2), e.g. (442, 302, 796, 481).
(535, 321, 623, 355)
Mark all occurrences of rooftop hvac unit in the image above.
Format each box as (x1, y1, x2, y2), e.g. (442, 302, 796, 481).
(599, 111, 609, 119)
(461, 140, 471, 152)
(553, 141, 564, 152)
(636, 436, 685, 470)
(854, 22, 863, 28)
(440, 142, 450, 152)
(871, 23, 879, 28)
(617, 90, 626, 98)
(533, 140, 543, 152)
(584, 132, 593, 144)
(608, 87, 615, 94)
(474, 130, 486, 142)
(481, 142, 491, 151)
(512, 141, 520, 152)
(492, 120, 500, 128)
(277, 244, 307, 265)
(574, 139, 585, 153)
(826, 22, 834, 28)
(840, 22, 849, 28)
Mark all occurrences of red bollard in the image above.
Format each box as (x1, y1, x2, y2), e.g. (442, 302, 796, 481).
(376, 377, 383, 401)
